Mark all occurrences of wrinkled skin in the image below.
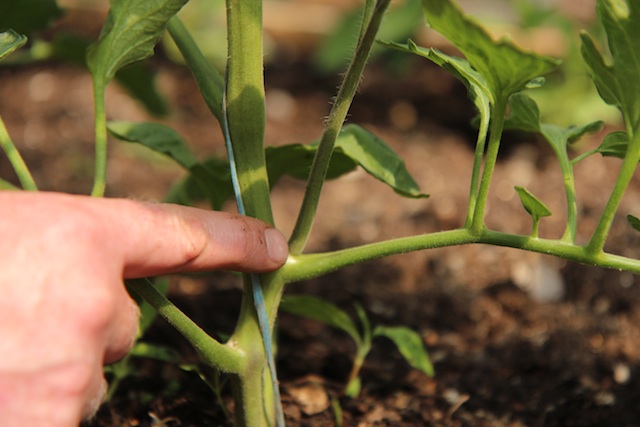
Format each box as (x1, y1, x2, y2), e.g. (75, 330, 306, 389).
(0, 191, 288, 427)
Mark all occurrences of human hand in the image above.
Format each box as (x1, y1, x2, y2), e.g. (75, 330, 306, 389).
(0, 191, 288, 426)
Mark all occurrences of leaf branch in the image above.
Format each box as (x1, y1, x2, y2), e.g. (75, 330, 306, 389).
(288, 0, 392, 255)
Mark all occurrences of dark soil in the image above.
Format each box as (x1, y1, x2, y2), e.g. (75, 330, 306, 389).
(2, 1, 640, 426)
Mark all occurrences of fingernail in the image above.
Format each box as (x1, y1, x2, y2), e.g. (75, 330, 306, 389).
(265, 228, 288, 264)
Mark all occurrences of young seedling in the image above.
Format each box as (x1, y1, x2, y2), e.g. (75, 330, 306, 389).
(4, 0, 640, 426)
(280, 295, 433, 399)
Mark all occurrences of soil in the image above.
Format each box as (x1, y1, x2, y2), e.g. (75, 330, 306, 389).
(2, 1, 640, 426)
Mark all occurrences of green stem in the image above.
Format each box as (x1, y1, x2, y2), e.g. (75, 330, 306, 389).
(0, 115, 37, 190)
(282, 228, 640, 283)
(125, 279, 244, 374)
(470, 97, 508, 233)
(531, 219, 540, 238)
(288, 0, 391, 255)
(225, 0, 272, 223)
(167, 17, 225, 125)
(570, 148, 597, 165)
(464, 110, 490, 227)
(91, 81, 108, 197)
(559, 155, 578, 242)
(587, 129, 640, 254)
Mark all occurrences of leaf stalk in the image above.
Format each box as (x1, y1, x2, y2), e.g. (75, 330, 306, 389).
(288, 0, 392, 255)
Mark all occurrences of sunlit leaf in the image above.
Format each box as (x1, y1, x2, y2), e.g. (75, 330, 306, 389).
(373, 325, 434, 376)
(580, 0, 640, 130)
(0, 30, 27, 61)
(280, 295, 362, 346)
(515, 186, 552, 221)
(421, 0, 559, 100)
(87, 0, 189, 87)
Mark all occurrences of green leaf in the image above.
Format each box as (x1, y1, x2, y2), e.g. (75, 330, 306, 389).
(335, 125, 428, 198)
(0, 30, 27, 61)
(506, 93, 604, 154)
(627, 214, 640, 232)
(421, 0, 560, 100)
(0, 0, 63, 35)
(373, 325, 434, 376)
(108, 121, 197, 169)
(580, 0, 640, 130)
(87, 0, 189, 87)
(266, 125, 427, 198)
(280, 295, 362, 346)
(597, 131, 629, 159)
(515, 186, 552, 221)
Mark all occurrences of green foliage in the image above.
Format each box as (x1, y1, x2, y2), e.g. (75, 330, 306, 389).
(420, 0, 560, 101)
(581, 1, 640, 132)
(0, 0, 62, 36)
(595, 131, 629, 160)
(87, 0, 189, 87)
(0, 29, 27, 60)
(280, 295, 433, 398)
(514, 186, 551, 237)
(108, 122, 198, 169)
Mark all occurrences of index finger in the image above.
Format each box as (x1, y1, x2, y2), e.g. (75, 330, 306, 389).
(111, 200, 289, 277)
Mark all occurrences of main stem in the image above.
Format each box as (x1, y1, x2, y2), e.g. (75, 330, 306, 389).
(225, 1, 285, 426)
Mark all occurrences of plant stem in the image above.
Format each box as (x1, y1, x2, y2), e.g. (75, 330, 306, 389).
(91, 81, 108, 197)
(470, 97, 508, 233)
(125, 279, 244, 374)
(225, 0, 272, 222)
(587, 129, 640, 254)
(282, 228, 640, 283)
(288, 0, 391, 255)
(464, 112, 490, 227)
(167, 17, 225, 125)
(0, 115, 37, 190)
(559, 155, 578, 242)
